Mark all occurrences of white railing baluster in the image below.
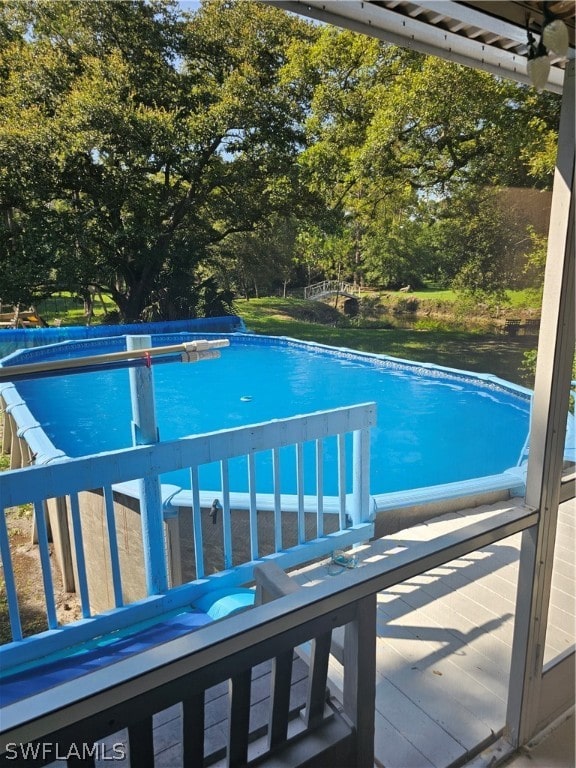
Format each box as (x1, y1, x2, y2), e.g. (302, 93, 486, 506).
(190, 466, 205, 579)
(352, 428, 371, 526)
(296, 443, 305, 544)
(138, 473, 168, 595)
(68, 492, 91, 618)
(338, 434, 347, 529)
(103, 486, 124, 608)
(0, 494, 23, 641)
(221, 460, 233, 571)
(248, 454, 258, 561)
(316, 438, 324, 538)
(33, 499, 58, 629)
(272, 447, 282, 552)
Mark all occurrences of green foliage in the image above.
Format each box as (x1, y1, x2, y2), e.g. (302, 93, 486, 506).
(362, 215, 432, 289)
(412, 318, 450, 332)
(392, 297, 419, 314)
(357, 294, 384, 320)
(452, 291, 508, 322)
(521, 349, 576, 412)
(522, 227, 547, 303)
(520, 349, 538, 383)
(517, 92, 562, 188)
(211, 214, 302, 299)
(291, 30, 559, 296)
(0, 1, 560, 313)
(428, 188, 517, 300)
(0, 0, 317, 320)
(0, 451, 10, 472)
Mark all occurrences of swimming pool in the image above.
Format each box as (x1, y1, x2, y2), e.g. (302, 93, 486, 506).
(0, 332, 532, 504)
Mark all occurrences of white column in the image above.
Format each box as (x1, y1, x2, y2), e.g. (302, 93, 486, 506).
(506, 60, 575, 746)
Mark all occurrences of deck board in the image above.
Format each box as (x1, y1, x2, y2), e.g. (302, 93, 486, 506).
(295, 496, 574, 768)
(373, 646, 497, 752)
(375, 637, 506, 741)
(374, 710, 438, 768)
(374, 677, 466, 767)
(376, 601, 510, 700)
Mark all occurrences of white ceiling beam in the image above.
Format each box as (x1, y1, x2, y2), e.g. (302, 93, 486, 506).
(273, 1, 565, 93)
(412, 1, 531, 46)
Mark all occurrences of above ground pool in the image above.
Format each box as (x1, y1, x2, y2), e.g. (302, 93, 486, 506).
(0, 331, 533, 505)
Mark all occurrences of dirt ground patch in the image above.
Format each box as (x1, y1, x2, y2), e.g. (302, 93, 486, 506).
(0, 506, 83, 644)
(264, 298, 342, 324)
(0, 444, 82, 644)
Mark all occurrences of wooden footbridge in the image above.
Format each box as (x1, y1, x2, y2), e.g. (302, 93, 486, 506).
(304, 280, 360, 301)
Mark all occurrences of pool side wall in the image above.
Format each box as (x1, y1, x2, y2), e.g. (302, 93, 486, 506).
(0, 315, 246, 357)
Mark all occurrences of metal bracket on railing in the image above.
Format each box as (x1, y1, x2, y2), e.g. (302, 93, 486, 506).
(209, 498, 222, 524)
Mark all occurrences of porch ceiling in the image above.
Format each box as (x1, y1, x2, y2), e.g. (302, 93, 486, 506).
(274, 1, 575, 93)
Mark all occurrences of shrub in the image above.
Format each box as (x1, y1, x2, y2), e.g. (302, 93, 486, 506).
(393, 298, 419, 314)
(412, 318, 451, 332)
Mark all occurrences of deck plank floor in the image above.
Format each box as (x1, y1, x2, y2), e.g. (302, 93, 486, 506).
(294, 496, 575, 768)
(78, 497, 573, 768)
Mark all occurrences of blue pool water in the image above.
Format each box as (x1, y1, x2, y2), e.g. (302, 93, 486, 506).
(4, 333, 531, 497)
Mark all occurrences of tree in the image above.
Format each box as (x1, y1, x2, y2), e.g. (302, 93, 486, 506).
(0, 0, 317, 320)
(1, 3, 561, 312)
(522, 226, 548, 303)
(362, 215, 433, 290)
(209, 214, 300, 299)
(430, 188, 517, 299)
(291, 28, 560, 292)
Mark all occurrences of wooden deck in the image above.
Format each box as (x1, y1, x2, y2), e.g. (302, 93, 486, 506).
(294, 496, 575, 768)
(45, 497, 573, 768)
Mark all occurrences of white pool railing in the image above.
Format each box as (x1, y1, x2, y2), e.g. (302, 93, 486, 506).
(0, 396, 375, 673)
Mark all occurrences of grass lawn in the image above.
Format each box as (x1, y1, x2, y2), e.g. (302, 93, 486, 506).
(36, 292, 116, 326)
(234, 297, 536, 387)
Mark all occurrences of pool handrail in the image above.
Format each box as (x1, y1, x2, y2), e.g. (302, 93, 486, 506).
(0, 339, 229, 383)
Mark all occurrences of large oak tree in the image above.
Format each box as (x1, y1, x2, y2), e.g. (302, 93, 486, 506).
(0, 0, 316, 319)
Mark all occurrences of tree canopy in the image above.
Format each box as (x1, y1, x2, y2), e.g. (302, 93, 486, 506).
(289, 27, 559, 291)
(0, 0, 317, 318)
(0, 0, 560, 318)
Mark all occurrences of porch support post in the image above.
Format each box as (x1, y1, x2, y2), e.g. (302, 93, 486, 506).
(506, 59, 575, 747)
